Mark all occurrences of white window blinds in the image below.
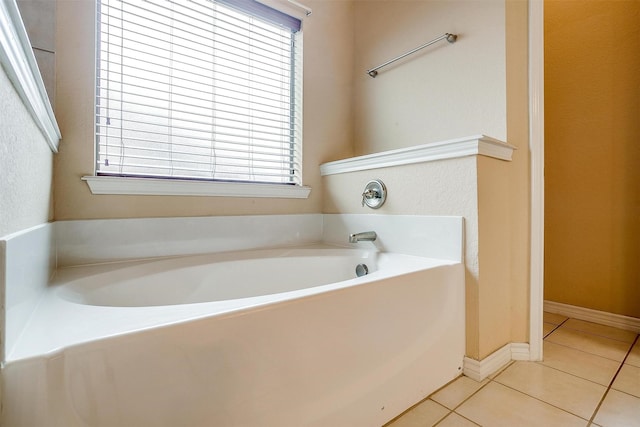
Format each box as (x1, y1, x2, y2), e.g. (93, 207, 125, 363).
(96, 0, 303, 185)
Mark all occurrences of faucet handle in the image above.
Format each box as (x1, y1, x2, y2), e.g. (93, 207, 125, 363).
(361, 188, 379, 207)
(361, 180, 387, 209)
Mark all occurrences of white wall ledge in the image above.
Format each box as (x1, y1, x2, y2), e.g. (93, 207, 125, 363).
(82, 175, 312, 198)
(0, 0, 60, 152)
(320, 135, 515, 176)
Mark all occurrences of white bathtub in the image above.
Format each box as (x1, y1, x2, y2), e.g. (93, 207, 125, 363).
(3, 243, 464, 427)
(57, 247, 379, 307)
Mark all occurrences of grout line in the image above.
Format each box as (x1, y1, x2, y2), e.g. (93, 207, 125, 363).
(534, 360, 613, 388)
(543, 322, 562, 339)
(542, 315, 570, 338)
(431, 379, 492, 427)
(587, 333, 639, 425)
(449, 376, 493, 411)
(431, 409, 453, 427)
(560, 324, 638, 344)
(381, 386, 454, 426)
(536, 335, 622, 388)
(435, 411, 481, 427)
(433, 365, 510, 424)
(494, 380, 592, 422)
(543, 337, 627, 364)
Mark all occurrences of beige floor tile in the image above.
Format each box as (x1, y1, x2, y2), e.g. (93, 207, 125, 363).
(626, 340, 640, 368)
(562, 319, 638, 343)
(436, 412, 479, 427)
(546, 328, 632, 362)
(544, 322, 558, 336)
(494, 361, 606, 419)
(593, 389, 640, 427)
(386, 399, 449, 427)
(541, 341, 621, 386)
(430, 376, 488, 410)
(612, 364, 640, 398)
(488, 360, 514, 379)
(456, 382, 587, 427)
(544, 312, 568, 325)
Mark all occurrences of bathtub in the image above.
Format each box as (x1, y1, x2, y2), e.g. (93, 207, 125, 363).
(2, 243, 464, 427)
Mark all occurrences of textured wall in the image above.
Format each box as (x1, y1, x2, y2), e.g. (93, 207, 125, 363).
(0, 68, 54, 238)
(545, 0, 640, 318)
(351, 0, 507, 156)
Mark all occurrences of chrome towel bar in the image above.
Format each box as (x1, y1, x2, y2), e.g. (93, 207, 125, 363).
(366, 33, 457, 78)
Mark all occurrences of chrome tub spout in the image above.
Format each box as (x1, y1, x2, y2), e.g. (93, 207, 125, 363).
(349, 231, 377, 243)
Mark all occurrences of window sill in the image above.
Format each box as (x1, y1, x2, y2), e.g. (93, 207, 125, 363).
(82, 176, 311, 199)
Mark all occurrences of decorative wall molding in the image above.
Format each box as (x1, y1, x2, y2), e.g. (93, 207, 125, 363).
(463, 342, 531, 382)
(82, 175, 312, 198)
(544, 301, 640, 334)
(0, 0, 60, 151)
(320, 135, 516, 176)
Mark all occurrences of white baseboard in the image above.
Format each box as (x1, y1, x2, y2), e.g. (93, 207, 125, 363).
(510, 343, 532, 361)
(463, 342, 531, 382)
(463, 302, 640, 382)
(544, 300, 640, 334)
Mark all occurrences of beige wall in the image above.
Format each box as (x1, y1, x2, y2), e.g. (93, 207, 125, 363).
(505, 0, 530, 347)
(53, 0, 355, 220)
(351, 0, 507, 156)
(16, 0, 56, 107)
(326, 0, 531, 360)
(544, 0, 640, 318)
(0, 67, 54, 238)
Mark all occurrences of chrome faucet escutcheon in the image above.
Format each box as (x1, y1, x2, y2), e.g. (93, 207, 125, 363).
(349, 231, 377, 243)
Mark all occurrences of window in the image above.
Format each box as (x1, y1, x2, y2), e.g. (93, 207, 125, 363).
(95, 0, 303, 188)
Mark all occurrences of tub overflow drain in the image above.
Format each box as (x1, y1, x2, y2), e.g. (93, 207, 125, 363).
(356, 264, 369, 277)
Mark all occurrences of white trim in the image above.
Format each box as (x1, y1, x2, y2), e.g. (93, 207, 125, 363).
(463, 343, 531, 382)
(511, 343, 531, 361)
(544, 301, 640, 334)
(0, 0, 60, 152)
(528, 0, 545, 362)
(319, 135, 516, 176)
(463, 343, 511, 382)
(82, 175, 312, 198)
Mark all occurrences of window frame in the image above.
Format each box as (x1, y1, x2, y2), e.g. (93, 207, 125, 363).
(84, 0, 309, 198)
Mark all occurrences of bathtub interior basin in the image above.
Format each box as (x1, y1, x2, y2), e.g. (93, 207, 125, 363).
(57, 247, 378, 307)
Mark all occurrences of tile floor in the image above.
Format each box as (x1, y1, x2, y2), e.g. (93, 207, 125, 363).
(385, 313, 640, 427)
